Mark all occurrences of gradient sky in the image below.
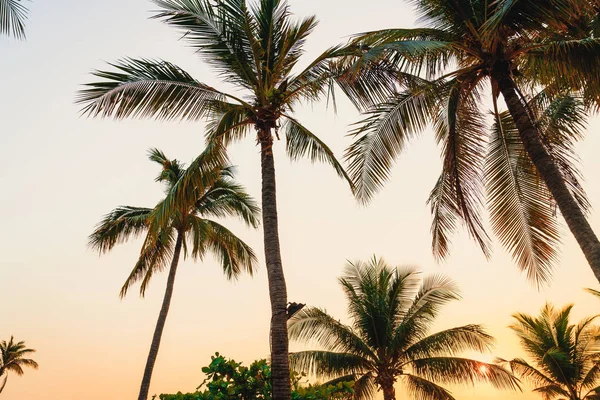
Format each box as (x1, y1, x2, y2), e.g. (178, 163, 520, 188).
(1, 1, 600, 399)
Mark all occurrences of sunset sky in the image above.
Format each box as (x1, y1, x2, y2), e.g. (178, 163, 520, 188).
(1, 1, 600, 399)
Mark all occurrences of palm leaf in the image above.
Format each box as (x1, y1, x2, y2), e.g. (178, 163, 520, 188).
(120, 227, 176, 298)
(345, 77, 441, 203)
(403, 325, 495, 359)
(0, 0, 28, 39)
(152, 0, 259, 89)
(288, 350, 369, 378)
(288, 307, 376, 360)
(404, 373, 456, 400)
(486, 104, 558, 284)
(77, 58, 231, 121)
(409, 357, 521, 390)
(282, 115, 352, 187)
(188, 217, 257, 279)
(88, 206, 153, 254)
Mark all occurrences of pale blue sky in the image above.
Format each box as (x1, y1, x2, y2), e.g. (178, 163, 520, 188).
(1, 1, 599, 399)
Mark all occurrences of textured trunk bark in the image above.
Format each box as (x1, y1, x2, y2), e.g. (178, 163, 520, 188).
(259, 131, 291, 400)
(492, 62, 600, 283)
(380, 379, 396, 400)
(137, 230, 184, 400)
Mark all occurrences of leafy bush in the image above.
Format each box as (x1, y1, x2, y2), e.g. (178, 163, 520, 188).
(158, 353, 353, 400)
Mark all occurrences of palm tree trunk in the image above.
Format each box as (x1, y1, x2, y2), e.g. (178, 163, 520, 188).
(492, 62, 600, 283)
(0, 372, 7, 394)
(259, 131, 291, 400)
(380, 379, 396, 400)
(137, 230, 184, 400)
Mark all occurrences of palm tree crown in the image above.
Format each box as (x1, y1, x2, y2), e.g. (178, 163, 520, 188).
(0, 336, 38, 394)
(341, 0, 600, 284)
(288, 257, 520, 400)
(499, 303, 600, 400)
(89, 148, 259, 297)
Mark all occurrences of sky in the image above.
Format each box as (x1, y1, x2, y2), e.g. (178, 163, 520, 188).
(1, 0, 600, 399)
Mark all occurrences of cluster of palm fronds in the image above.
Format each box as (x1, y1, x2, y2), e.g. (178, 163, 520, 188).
(289, 258, 600, 400)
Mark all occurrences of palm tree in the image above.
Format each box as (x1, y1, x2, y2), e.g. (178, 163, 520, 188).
(341, 0, 600, 284)
(0, 336, 38, 394)
(498, 303, 600, 400)
(288, 257, 520, 400)
(89, 148, 259, 400)
(77, 1, 355, 397)
(0, 0, 28, 39)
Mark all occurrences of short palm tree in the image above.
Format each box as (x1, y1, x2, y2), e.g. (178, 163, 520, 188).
(341, 0, 600, 284)
(89, 148, 259, 400)
(288, 257, 520, 400)
(0, 336, 38, 394)
(78, 1, 356, 397)
(498, 303, 600, 400)
(0, 0, 28, 39)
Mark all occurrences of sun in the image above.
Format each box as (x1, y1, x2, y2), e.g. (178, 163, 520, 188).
(478, 364, 490, 375)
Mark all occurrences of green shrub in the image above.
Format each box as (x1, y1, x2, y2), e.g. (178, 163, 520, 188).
(158, 353, 353, 400)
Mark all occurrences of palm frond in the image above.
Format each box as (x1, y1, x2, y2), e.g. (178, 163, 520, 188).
(486, 104, 559, 284)
(404, 373, 456, 400)
(429, 78, 490, 260)
(88, 206, 153, 254)
(586, 289, 600, 300)
(392, 274, 460, 352)
(188, 217, 257, 279)
(496, 357, 556, 389)
(288, 307, 376, 360)
(345, 77, 441, 203)
(403, 325, 495, 359)
(204, 101, 253, 146)
(409, 357, 521, 390)
(195, 177, 261, 228)
(282, 115, 352, 187)
(152, 0, 259, 89)
(289, 350, 368, 378)
(0, 0, 28, 39)
(120, 227, 176, 298)
(77, 58, 230, 121)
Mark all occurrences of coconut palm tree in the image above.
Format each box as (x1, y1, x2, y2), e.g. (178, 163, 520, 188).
(341, 0, 600, 284)
(0, 336, 38, 394)
(89, 148, 259, 400)
(0, 0, 28, 39)
(288, 257, 520, 400)
(78, 1, 356, 397)
(498, 303, 600, 400)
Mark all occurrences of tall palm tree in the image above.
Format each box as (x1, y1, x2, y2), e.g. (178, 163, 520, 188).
(288, 257, 520, 400)
(341, 0, 600, 284)
(89, 148, 259, 400)
(78, 1, 355, 397)
(0, 0, 28, 39)
(498, 303, 600, 400)
(0, 336, 38, 394)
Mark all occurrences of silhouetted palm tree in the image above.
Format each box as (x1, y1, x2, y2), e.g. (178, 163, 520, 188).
(90, 149, 259, 400)
(498, 303, 600, 400)
(289, 257, 520, 400)
(0, 336, 38, 394)
(342, 0, 600, 284)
